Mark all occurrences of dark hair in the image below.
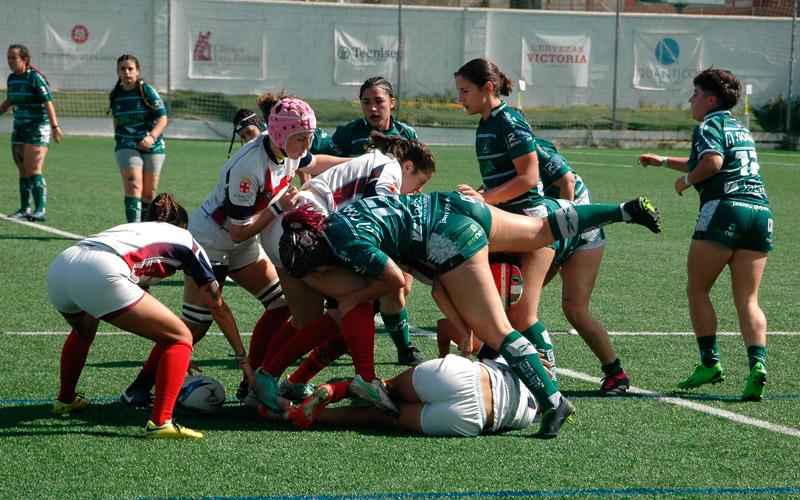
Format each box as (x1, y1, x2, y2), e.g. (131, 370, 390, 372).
(109, 54, 156, 114)
(279, 205, 337, 278)
(693, 67, 741, 110)
(454, 58, 513, 97)
(367, 132, 435, 175)
(8, 44, 49, 84)
(359, 76, 394, 100)
(256, 89, 294, 120)
(145, 192, 188, 226)
(228, 108, 266, 156)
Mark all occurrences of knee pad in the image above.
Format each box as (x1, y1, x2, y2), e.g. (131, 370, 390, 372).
(257, 279, 286, 310)
(181, 302, 213, 325)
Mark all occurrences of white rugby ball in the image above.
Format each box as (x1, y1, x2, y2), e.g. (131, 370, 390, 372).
(175, 375, 226, 416)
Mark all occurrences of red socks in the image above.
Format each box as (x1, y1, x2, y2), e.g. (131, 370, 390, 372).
(288, 335, 348, 384)
(57, 330, 94, 403)
(327, 379, 352, 404)
(150, 342, 192, 426)
(248, 305, 291, 368)
(263, 314, 338, 378)
(340, 303, 376, 381)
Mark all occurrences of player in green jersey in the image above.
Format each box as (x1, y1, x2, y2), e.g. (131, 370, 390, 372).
(109, 55, 169, 223)
(278, 191, 661, 438)
(454, 58, 579, 395)
(0, 44, 62, 221)
(639, 68, 773, 401)
(326, 77, 417, 157)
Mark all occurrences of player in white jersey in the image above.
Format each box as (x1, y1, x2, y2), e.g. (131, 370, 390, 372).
(249, 133, 434, 409)
(121, 97, 336, 406)
(47, 193, 252, 439)
(275, 354, 537, 437)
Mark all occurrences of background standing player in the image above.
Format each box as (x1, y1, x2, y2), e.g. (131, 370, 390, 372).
(109, 54, 168, 223)
(0, 44, 62, 221)
(638, 68, 773, 401)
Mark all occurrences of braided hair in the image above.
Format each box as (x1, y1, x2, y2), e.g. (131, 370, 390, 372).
(144, 192, 188, 226)
(109, 54, 156, 114)
(693, 67, 742, 110)
(278, 205, 337, 278)
(367, 131, 436, 175)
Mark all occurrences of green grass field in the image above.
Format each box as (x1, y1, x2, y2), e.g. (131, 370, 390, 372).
(1, 135, 799, 499)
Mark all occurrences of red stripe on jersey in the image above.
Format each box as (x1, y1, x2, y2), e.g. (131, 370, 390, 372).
(331, 164, 385, 206)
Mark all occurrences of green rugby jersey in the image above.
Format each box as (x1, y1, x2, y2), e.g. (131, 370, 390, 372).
(535, 137, 587, 200)
(324, 192, 484, 279)
(689, 110, 768, 206)
(110, 83, 167, 153)
(6, 69, 52, 127)
(475, 102, 544, 212)
(326, 117, 417, 157)
(310, 127, 332, 155)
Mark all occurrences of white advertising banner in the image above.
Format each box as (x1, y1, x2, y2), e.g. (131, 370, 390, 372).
(522, 34, 591, 88)
(187, 19, 266, 80)
(633, 32, 704, 90)
(334, 27, 399, 85)
(41, 12, 143, 90)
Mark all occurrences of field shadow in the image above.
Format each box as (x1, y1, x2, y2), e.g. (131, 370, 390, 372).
(0, 234, 77, 242)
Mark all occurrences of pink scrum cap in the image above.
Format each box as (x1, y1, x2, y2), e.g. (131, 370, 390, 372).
(268, 97, 317, 150)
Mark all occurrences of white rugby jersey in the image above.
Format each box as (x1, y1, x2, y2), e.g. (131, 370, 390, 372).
(200, 134, 313, 228)
(77, 222, 216, 288)
(480, 357, 537, 432)
(300, 150, 401, 214)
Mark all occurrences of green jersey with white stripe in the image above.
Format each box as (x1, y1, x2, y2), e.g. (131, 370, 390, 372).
(6, 69, 52, 127)
(327, 117, 417, 157)
(474, 102, 544, 212)
(688, 110, 768, 206)
(535, 137, 588, 200)
(111, 83, 167, 153)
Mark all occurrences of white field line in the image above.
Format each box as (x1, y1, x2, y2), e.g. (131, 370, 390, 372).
(4, 330, 800, 336)
(0, 214, 84, 240)
(559, 367, 800, 439)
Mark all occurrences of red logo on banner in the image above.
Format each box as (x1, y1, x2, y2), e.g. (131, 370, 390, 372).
(71, 25, 89, 44)
(193, 31, 212, 61)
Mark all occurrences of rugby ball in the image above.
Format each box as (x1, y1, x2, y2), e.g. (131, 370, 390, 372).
(490, 261, 524, 309)
(175, 375, 226, 416)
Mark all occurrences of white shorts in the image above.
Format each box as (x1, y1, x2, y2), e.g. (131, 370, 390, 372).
(189, 208, 265, 273)
(115, 149, 165, 174)
(412, 354, 487, 437)
(260, 190, 327, 269)
(47, 245, 145, 319)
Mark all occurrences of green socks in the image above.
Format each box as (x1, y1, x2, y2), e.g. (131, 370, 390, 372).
(520, 321, 557, 381)
(547, 203, 624, 240)
(18, 177, 32, 211)
(697, 335, 719, 368)
(382, 309, 411, 350)
(601, 357, 624, 377)
(747, 345, 766, 370)
(141, 201, 151, 220)
(125, 196, 142, 223)
(499, 330, 561, 411)
(30, 174, 46, 212)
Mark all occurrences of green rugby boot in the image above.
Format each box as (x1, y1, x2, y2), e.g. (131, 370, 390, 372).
(677, 362, 725, 389)
(741, 362, 767, 402)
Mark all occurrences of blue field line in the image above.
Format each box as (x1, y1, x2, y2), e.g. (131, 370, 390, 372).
(179, 486, 800, 499)
(3, 393, 800, 407)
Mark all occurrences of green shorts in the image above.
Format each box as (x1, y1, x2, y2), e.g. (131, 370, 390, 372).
(693, 198, 774, 252)
(520, 197, 604, 265)
(428, 192, 493, 275)
(11, 123, 51, 147)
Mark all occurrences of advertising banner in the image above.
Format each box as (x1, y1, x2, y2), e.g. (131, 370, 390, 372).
(187, 19, 266, 80)
(633, 32, 704, 90)
(522, 34, 591, 88)
(334, 26, 399, 85)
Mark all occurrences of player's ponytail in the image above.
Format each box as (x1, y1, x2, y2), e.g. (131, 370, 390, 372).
(145, 192, 188, 226)
(256, 89, 294, 121)
(367, 131, 435, 175)
(454, 58, 513, 97)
